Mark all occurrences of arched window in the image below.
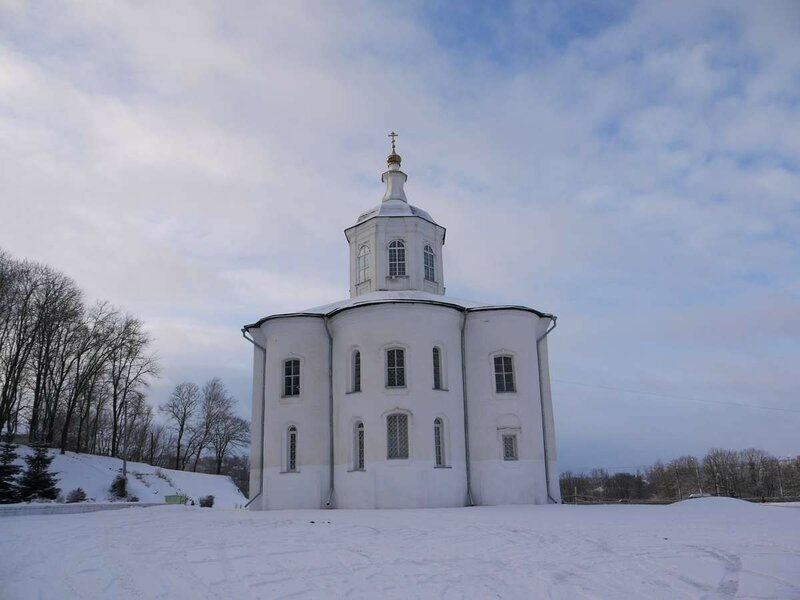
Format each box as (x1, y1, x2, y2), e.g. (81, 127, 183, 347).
(424, 244, 435, 282)
(354, 421, 365, 470)
(494, 355, 515, 393)
(283, 359, 300, 397)
(287, 426, 298, 471)
(387, 413, 409, 459)
(386, 348, 406, 388)
(352, 350, 361, 392)
(432, 347, 442, 390)
(357, 245, 370, 283)
(388, 240, 406, 277)
(433, 418, 445, 467)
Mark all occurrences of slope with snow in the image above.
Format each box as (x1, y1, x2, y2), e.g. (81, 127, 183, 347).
(1, 498, 799, 599)
(12, 446, 246, 508)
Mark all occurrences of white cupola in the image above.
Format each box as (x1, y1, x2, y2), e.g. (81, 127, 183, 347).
(344, 134, 446, 298)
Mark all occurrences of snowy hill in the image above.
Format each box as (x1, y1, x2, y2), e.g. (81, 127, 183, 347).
(14, 446, 246, 508)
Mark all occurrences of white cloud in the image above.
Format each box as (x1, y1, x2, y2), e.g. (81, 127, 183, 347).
(0, 0, 797, 469)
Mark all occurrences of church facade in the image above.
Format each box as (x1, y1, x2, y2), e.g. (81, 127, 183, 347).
(243, 141, 560, 509)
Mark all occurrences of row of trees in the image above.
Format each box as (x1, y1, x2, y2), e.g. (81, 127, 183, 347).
(0, 249, 250, 490)
(0, 250, 158, 455)
(560, 447, 800, 503)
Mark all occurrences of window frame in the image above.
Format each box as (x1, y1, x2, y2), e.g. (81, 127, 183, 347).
(282, 358, 301, 398)
(502, 433, 518, 461)
(357, 244, 370, 284)
(287, 425, 298, 472)
(386, 412, 410, 460)
(433, 417, 445, 467)
(386, 347, 406, 389)
(351, 349, 362, 393)
(388, 239, 406, 278)
(354, 421, 365, 471)
(493, 353, 516, 394)
(423, 244, 435, 282)
(432, 346, 443, 390)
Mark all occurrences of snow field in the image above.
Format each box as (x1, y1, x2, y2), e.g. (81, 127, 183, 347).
(1, 497, 799, 599)
(12, 446, 246, 508)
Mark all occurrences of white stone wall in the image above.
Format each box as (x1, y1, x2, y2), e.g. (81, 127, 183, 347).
(255, 316, 331, 510)
(346, 217, 446, 297)
(248, 303, 559, 509)
(464, 310, 560, 505)
(328, 303, 467, 508)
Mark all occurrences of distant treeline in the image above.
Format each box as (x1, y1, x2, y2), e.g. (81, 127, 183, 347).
(0, 249, 249, 491)
(560, 448, 800, 503)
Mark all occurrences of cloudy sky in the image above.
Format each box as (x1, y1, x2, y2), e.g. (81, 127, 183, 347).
(1, 1, 798, 472)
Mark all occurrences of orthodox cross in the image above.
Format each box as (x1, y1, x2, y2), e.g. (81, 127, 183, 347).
(388, 131, 398, 153)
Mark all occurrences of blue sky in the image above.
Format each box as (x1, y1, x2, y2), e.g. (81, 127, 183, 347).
(1, 0, 798, 472)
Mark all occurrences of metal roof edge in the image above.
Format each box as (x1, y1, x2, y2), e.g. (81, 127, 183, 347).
(343, 214, 446, 240)
(243, 299, 555, 330)
(243, 312, 325, 330)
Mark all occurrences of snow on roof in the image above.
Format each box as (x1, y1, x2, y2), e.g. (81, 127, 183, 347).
(245, 290, 554, 329)
(355, 200, 437, 225)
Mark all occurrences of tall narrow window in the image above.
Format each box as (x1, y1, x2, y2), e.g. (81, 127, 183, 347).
(287, 426, 298, 471)
(352, 350, 361, 392)
(502, 433, 518, 461)
(432, 347, 442, 390)
(434, 418, 445, 467)
(357, 245, 370, 283)
(494, 355, 515, 393)
(386, 348, 406, 388)
(387, 413, 409, 459)
(424, 244, 435, 282)
(388, 240, 406, 277)
(354, 421, 365, 470)
(284, 359, 300, 396)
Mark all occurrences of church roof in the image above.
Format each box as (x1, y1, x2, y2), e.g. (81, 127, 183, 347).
(244, 290, 554, 330)
(354, 201, 437, 225)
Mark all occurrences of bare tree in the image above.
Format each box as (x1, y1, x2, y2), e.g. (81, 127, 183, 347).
(108, 316, 159, 457)
(188, 378, 231, 472)
(0, 258, 44, 432)
(27, 266, 82, 442)
(58, 302, 122, 454)
(211, 414, 250, 474)
(703, 448, 741, 497)
(161, 382, 200, 470)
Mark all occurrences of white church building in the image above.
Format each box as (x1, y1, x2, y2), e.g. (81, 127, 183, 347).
(243, 138, 560, 509)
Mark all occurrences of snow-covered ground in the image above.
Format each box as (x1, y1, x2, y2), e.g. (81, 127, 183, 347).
(12, 446, 246, 508)
(1, 498, 799, 599)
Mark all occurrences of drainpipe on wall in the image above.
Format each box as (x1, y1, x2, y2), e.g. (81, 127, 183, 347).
(460, 310, 475, 506)
(536, 316, 558, 504)
(323, 317, 335, 508)
(242, 328, 267, 509)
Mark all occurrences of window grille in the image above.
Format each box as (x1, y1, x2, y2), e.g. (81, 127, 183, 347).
(387, 413, 409, 459)
(424, 244, 435, 282)
(434, 418, 445, 467)
(284, 359, 300, 396)
(502, 434, 518, 461)
(386, 348, 405, 388)
(432, 347, 442, 390)
(357, 245, 370, 283)
(388, 240, 406, 277)
(288, 426, 298, 471)
(494, 355, 515, 393)
(352, 350, 361, 392)
(355, 421, 365, 470)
